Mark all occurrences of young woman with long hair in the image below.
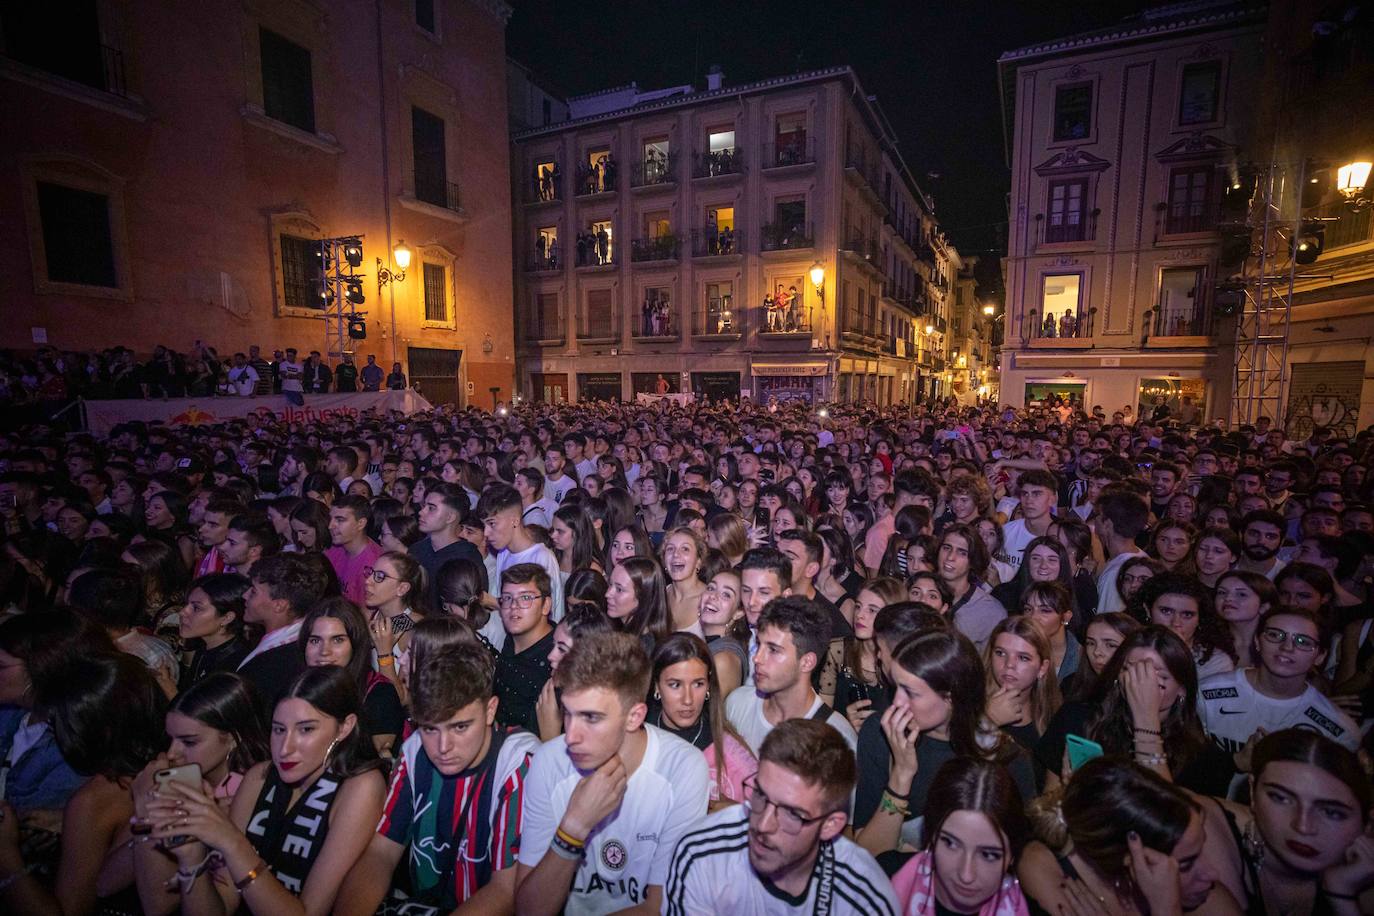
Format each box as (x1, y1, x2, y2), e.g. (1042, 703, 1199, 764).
(991, 535, 1078, 632)
(123, 538, 192, 645)
(889, 757, 1033, 916)
(1149, 520, 1199, 578)
(649, 634, 755, 810)
(1139, 571, 1236, 681)
(696, 567, 749, 695)
(934, 523, 1008, 653)
(1193, 526, 1241, 588)
(550, 503, 602, 577)
(853, 629, 1031, 859)
(1215, 569, 1275, 669)
(138, 667, 387, 915)
(534, 603, 615, 741)
(434, 557, 496, 646)
(843, 502, 876, 575)
(818, 576, 906, 728)
(604, 524, 653, 573)
(300, 597, 404, 754)
(604, 556, 672, 653)
(288, 499, 332, 552)
(1061, 611, 1140, 703)
(362, 550, 427, 697)
(178, 572, 253, 689)
(661, 526, 707, 634)
(815, 525, 863, 618)
(984, 615, 1062, 758)
(141, 489, 197, 570)
(705, 512, 749, 567)
(1020, 758, 1222, 915)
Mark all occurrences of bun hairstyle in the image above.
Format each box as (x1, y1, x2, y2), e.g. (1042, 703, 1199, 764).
(435, 557, 491, 629)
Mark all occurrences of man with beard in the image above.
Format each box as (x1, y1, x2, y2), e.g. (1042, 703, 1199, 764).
(1263, 460, 1296, 510)
(1238, 508, 1287, 579)
(663, 719, 896, 915)
(276, 446, 318, 498)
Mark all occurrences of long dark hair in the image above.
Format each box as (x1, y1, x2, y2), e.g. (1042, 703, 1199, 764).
(288, 499, 332, 550)
(124, 538, 191, 609)
(298, 597, 373, 690)
(276, 666, 382, 779)
(1253, 728, 1371, 821)
(555, 503, 601, 572)
(436, 558, 491, 629)
(923, 756, 1032, 870)
(39, 651, 168, 778)
(650, 633, 754, 802)
(891, 629, 1012, 762)
(169, 672, 270, 774)
(1088, 625, 1206, 774)
(565, 568, 608, 614)
(614, 557, 671, 647)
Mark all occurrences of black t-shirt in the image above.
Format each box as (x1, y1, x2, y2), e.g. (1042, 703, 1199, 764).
(409, 537, 483, 606)
(180, 637, 251, 692)
(363, 676, 406, 751)
(495, 628, 554, 734)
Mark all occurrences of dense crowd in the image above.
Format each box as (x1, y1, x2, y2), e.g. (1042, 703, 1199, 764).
(1, 394, 1372, 915)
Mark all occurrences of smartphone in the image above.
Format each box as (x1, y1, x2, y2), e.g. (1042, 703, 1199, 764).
(1065, 734, 1105, 771)
(155, 763, 203, 847)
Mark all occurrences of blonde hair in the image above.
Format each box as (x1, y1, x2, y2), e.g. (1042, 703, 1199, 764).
(983, 616, 1062, 733)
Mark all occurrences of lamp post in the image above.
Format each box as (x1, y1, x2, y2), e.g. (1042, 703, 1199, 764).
(377, 241, 412, 365)
(1337, 160, 1372, 212)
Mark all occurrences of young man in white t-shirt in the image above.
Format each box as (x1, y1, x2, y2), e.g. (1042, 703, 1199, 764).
(1198, 606, 1359, 756)
(726, 596, 858, 756)
(664, 719, 897, 916)
(998, 468, 1058, 570)
(478, 483, 564, 635)
(542, 445, 578, 505)
(515, 631, 710, 916)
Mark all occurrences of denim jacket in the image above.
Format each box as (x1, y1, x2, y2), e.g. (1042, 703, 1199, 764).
(0, 706, 88, 812)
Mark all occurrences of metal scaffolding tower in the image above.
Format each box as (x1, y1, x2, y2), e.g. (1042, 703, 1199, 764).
(316, 236, 368, 360)
(1229, 161, 1304, 429)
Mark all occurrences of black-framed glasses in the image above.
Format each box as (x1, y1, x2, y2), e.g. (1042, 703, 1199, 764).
(1260, 627, 1319, 653)
(362, 567, 393, 584)
(498, 592, 543, 609)
(741, 774, 831, 835)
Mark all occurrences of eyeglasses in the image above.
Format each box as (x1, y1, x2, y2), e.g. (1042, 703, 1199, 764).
(498, 593, 543, 609)
(362, 567, 394, 584)
(1260, 627, 1319, 653)
(741, 774, 831, 834)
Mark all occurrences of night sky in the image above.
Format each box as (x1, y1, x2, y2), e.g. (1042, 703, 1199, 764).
(506, 0, 1144, 301)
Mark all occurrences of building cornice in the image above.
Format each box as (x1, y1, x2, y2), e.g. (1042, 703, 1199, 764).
(998, 3, 1265, 64)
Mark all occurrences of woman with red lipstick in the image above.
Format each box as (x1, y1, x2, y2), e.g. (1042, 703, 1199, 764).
(1204, 729, 1374, 916)
(142, 667, 387, 915)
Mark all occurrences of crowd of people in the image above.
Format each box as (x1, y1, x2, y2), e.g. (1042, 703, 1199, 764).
(0, 345, 410, 407)
(1, 392, 1373, 915)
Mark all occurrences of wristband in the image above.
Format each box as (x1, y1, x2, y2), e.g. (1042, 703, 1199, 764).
(378, 655, 395, 667)
(233, 859, 268, 892)
(879, 792, 910, 818)
(1132, 726, 1161, 736)
(555, 827, 586, 849)
(550, 832, 584, 860)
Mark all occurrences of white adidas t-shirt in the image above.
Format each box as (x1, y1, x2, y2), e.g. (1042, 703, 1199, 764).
(1198, 668, 1359, 753)
(998, 519, 1038, 570)
(725, 688, 858, 757)
(518, 724, 710, 915)
(663, 803, 898, 916)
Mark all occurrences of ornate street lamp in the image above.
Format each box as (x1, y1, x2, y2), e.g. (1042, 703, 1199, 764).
(1337, 161, 1372, 212)
(377, 240, 413, 288)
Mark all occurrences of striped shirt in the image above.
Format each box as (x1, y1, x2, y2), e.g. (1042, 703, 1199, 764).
(377, 727, 538, 910)
(664, 804, 897, 915)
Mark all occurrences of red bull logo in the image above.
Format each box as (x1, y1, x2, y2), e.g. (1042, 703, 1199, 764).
(167, 405, 218, 427)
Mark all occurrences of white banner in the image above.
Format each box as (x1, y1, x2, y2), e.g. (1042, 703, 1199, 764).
(635, 392, 695, 407)
(83, 390, 434, 434)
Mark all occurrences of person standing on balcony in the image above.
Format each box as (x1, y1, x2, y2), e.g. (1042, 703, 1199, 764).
(595, 226, 609, 265)
(1060, 309, 1076, 338)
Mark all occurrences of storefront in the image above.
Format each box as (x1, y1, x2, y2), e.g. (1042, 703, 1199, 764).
(530, 373, 568, 404)
(1023, 380, 1086, 407)
(1137, 377, 1208, 424)
(631, 372, 680, 396)
(577, 372, 623, 402)
(691, 371, 741, 402)
(751, 360, 830, 404)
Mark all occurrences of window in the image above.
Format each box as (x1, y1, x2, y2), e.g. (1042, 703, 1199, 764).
(415, 0, 436, 33)
(584, 288, 615, 339)
(707, 205, 735, 232)
(280, 234, 324, 309)
(259, 28, 314, 133)
(709, 130, 735, 153)
(588, 219, 613, 264)
(1053, 84, 1092, 142)
(641, 137, 670, 184)
(422, 262, 447, 322)
(1, 5, 108, 92)
(1166, 166, 1214, 234)
(1178, 61, 1222, 126)
(36, 181, 117, 288)
(1046, 178, 1089, 243)
(1156, 267, 1206, 336)
(532, 292, 561, 340)
(775, 113, 806, 147)
(776, 198, 806, 228)
(704, 281, 735, 334)
(644, 211, 670, 238)
(1039, 274, 1083, 338)
(534, 226, 558, 268)
(639, 286, 673, 336)
(412, 106, 448, 208)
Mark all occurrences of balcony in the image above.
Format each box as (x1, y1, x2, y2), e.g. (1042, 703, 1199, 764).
(525, 310, 565, 345)
(759, 298, 813, 336)
(691, 228, 743, 258)
(760, 221, 813, 252)
(574, 236, 616, 268)
(1037, 210, 1099, 246)
(407, 171, 462, 213)
(575, 160, 619, 197)
(632, 300, 679, 341)
(527, 245, 561, 272)
(1028, 307, 1096, 346)
(841, 232, 881, 268)
(934, 355, 946, 372)
(630, 235, 681, 263)
(693, 148, 743, 179)
(1160, 202, 1215, 236)
(840, 309, 879, 346)
(525, 168, 562, 205)
(915, 242, 937, 265)
(1148, 301, 1212, 340)
(763, 138, 815, 170)
(631, 153, 677, 189)
(693, 297, 744, 339)
(577, 309, 620, 344)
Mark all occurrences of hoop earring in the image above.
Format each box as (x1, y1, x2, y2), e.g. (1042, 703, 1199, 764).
(324, 737, 340, 763)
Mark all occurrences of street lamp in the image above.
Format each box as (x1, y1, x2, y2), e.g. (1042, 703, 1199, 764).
(809, 261, 825, 301)
(982, 304, 996, 317)
(1337, 160, 1372, 211)
(377, 240, 412, 288)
